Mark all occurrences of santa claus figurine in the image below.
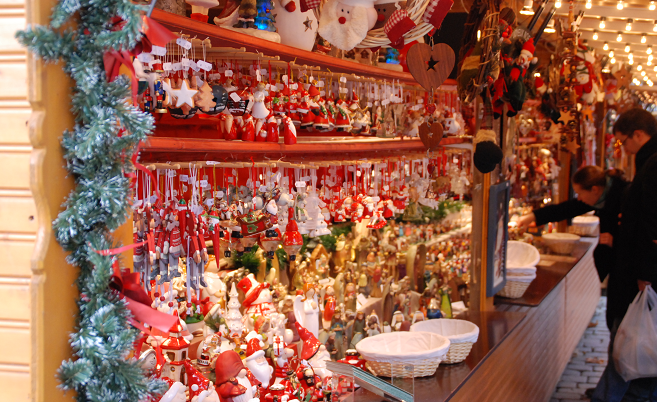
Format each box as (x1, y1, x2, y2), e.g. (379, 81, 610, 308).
(271, 335, 295, 386)
(244, 332, 274, 390)
(295, 322, 333, 381)
(215, 350, 260, 402)
(237, 273, 278, 318)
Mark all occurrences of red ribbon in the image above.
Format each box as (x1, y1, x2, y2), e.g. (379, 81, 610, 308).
(132, 143, 162, 207)
(103, 49, 138, 103)
(110, 261, 178, 333)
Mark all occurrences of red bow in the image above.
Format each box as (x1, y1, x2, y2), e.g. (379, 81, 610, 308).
(110, 261, 177, 333)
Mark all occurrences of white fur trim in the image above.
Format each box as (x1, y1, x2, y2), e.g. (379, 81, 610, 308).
(474, 129, 497, 145)
(318, 1, 370, 51)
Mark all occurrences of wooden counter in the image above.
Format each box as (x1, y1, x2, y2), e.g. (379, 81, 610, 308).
(352, 238, 600, 402)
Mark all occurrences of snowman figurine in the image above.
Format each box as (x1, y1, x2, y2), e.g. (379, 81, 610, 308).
(273, 0, 318, 51)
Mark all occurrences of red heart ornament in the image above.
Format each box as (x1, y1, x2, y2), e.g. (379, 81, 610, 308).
(406, 43, 455, 91)
(418, 121, 444, 151)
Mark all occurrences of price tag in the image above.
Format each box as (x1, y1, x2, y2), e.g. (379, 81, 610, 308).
(290, 83, 298, 90)
(181, 58, 191, 67)
(317, 81, 325, 87)
(182, 184, 188, 192)
(265, 83, 271, 90)
(229, 92, 241, 102)
(190, 61, 200, 72)
(209, 73, 222, 80)
(282, 74, 289, 84)
(172, 62, 183, 71)
(383, 185, 390, 191)
(197, 60, 213, 71)
(320, 91, 326, 96)
(167, 170, 176, 177)
(200, 180, 209, 188)
(150, 195, 159, 203)
(259, 185, 268, 192)
(205, 199, 215, 207)
(214, 191, 224, 198)
(295, 181, 307, 188)
(227, 177, 234, 183)
(339, 76, 347, 83)
(163, 62, 173, 71)
(260, 68, 268, 75)
(137, 52, 152, 63)
(300, 176, 311, 181)
(256, 70, 262, 81)
(382, 99, 390, 105)
(134, 199, 143, 208)
(225, 69, 234, 77)
(339, 87, 348, 93)
(151, 45, 167, 56)
(180, 175, 189, 182)
(172, 190, 178, 197)
(176, 37, 192, 50)
(309, 75, 314, 82)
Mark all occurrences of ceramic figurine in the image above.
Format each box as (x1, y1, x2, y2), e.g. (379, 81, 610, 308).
(294, 283, 321, 339)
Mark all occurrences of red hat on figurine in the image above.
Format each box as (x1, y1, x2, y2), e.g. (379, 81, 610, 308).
(237, 273, 270, 309)
(521, 38, 535, 58)
(245, 337, 265, 362)
(215, 350, 247, 385)
(308, 85, 321, 98)
(535, 77, 547, 94)
(185, 361, 211, 400)
(295, 322, 322, 360)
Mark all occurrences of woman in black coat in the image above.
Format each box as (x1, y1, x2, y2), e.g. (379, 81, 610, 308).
(517, 166, 628, 286)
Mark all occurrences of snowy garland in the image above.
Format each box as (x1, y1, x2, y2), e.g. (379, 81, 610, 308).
(16, 0, 166, 400)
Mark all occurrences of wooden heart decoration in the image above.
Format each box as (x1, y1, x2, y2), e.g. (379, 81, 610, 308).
(418, 121, 444, 151)
(406, 43, 456, 92)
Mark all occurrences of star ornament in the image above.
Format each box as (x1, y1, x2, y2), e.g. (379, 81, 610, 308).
(558, 109, 574, 125)
(171, 79, 198, 108)
(613, 65, 631, 89)
(303, 16, 313, 31)
(426, 56, 439, 71)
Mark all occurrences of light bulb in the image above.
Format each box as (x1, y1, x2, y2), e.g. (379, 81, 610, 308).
(642, 70, 646, 76)
(650, 54, 654, 61)
(586, 0, 592, 8)
(642, 35, 647, 44)
(648, 46, 653, 55)
(477, 30, 481, 40)
(651, 1, 656, 10)
(625, 44, 631, 52)
(648, 60, 652, 66)
(555, 0, 561, 8)
(649, 81, 654, 87)
(654, 20, 657, 32)
(617, 32, 623, 42)
(638, 65, 643, 71)
(603, 42, 609, 50)
(627, 19, 633, 31)
(593, 30, 599, 40)
(644, 75, 648, 81)
(654, 66, 657, 71)
(600, 17, 606, 29)
(617, 0, 623, 9)
(534, 72, 541, 77)
(629, 59, 634, 65)
(611, 57, 616, 64)
(609, 50, 615, 57)
(629, 52, 634, 59)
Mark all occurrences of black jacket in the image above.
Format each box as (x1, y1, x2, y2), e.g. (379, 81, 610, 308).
(608, 136, 657, 323)
(533, 173, 627, 282)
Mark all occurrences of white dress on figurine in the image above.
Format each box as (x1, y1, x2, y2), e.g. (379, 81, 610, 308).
(294, 289, 320, 339)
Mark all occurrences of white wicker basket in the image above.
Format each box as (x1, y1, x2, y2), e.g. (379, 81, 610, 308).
(506, 241, 540, 269)
(410, 319, 479, 364)
(497, 272, 537, 299)
(356, 332, 450, 377)
(569, 215, 600, 237)
(542, 233, 581, 255)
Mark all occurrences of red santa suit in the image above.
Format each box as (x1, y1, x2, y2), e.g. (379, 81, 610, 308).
(241, 113, 256, 142)
(237, 274, 277, 318)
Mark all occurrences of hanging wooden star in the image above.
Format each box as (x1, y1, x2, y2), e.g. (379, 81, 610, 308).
(170, 79, 197, 108)
(581, 106, 594, 122)
(613, 65, 631, 89)
(565, 136, 580, 154)
(303, 16, 313, 31)
(558, 109, 574, 125)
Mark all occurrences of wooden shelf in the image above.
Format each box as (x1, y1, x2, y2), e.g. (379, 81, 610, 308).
(151, 9, 458, 87)
(138, 136, 469, 163)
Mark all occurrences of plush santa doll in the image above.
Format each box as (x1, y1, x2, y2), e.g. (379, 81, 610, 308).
(295, 322, 333, 381)
(318, 0, 377, 50)
(237, 273, 278, 318)
(244, 334, 274, 390)
(215, 350, 260, 402)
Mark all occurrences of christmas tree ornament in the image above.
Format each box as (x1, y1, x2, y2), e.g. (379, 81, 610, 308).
(187, 0, 219, 22)
(251, 82, 270, 119)
(406, 43, 455, 92)
(418, 120, 444, 150)
(274, 0, 319, 51)
(282, 208, 303, 260)
(383, 6, 416, 49)
(171, 78, 198, 108)
(317, 0, 377, 51)
(193, 80, 217, 112)
(282, 114, 298, 145)
(260, 227, 283, 257)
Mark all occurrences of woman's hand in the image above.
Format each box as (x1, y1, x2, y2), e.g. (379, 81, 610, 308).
(599, 233, 613, 247)
(517, 213, 536, 229)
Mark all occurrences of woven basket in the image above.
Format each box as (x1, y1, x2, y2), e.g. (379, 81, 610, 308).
(315, 0, 435, 49)
(365, 357, 441, 378)
(356, 332, 450, 378)
(569, 216, 600, 237)
(497, 278, 533, 299)
(542, 233, 581, 255)
(410, 319, 479, 364)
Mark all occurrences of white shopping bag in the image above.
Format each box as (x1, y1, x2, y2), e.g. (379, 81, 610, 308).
(613, 286, 657, 381)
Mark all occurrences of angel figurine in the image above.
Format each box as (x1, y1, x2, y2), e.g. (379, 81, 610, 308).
(294, 283, 320, 339)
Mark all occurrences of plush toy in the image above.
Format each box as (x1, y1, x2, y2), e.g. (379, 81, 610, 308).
(186, 0, 219, 22)
(473, 93, 502, 173)
(492, 38, 536, 118)
(317, 0, 377, 51)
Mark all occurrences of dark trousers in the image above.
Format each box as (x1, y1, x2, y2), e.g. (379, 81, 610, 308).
(592, 318, 657, 402)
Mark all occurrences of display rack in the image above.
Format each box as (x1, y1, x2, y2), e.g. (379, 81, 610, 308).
(151, 9, 460, 86)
